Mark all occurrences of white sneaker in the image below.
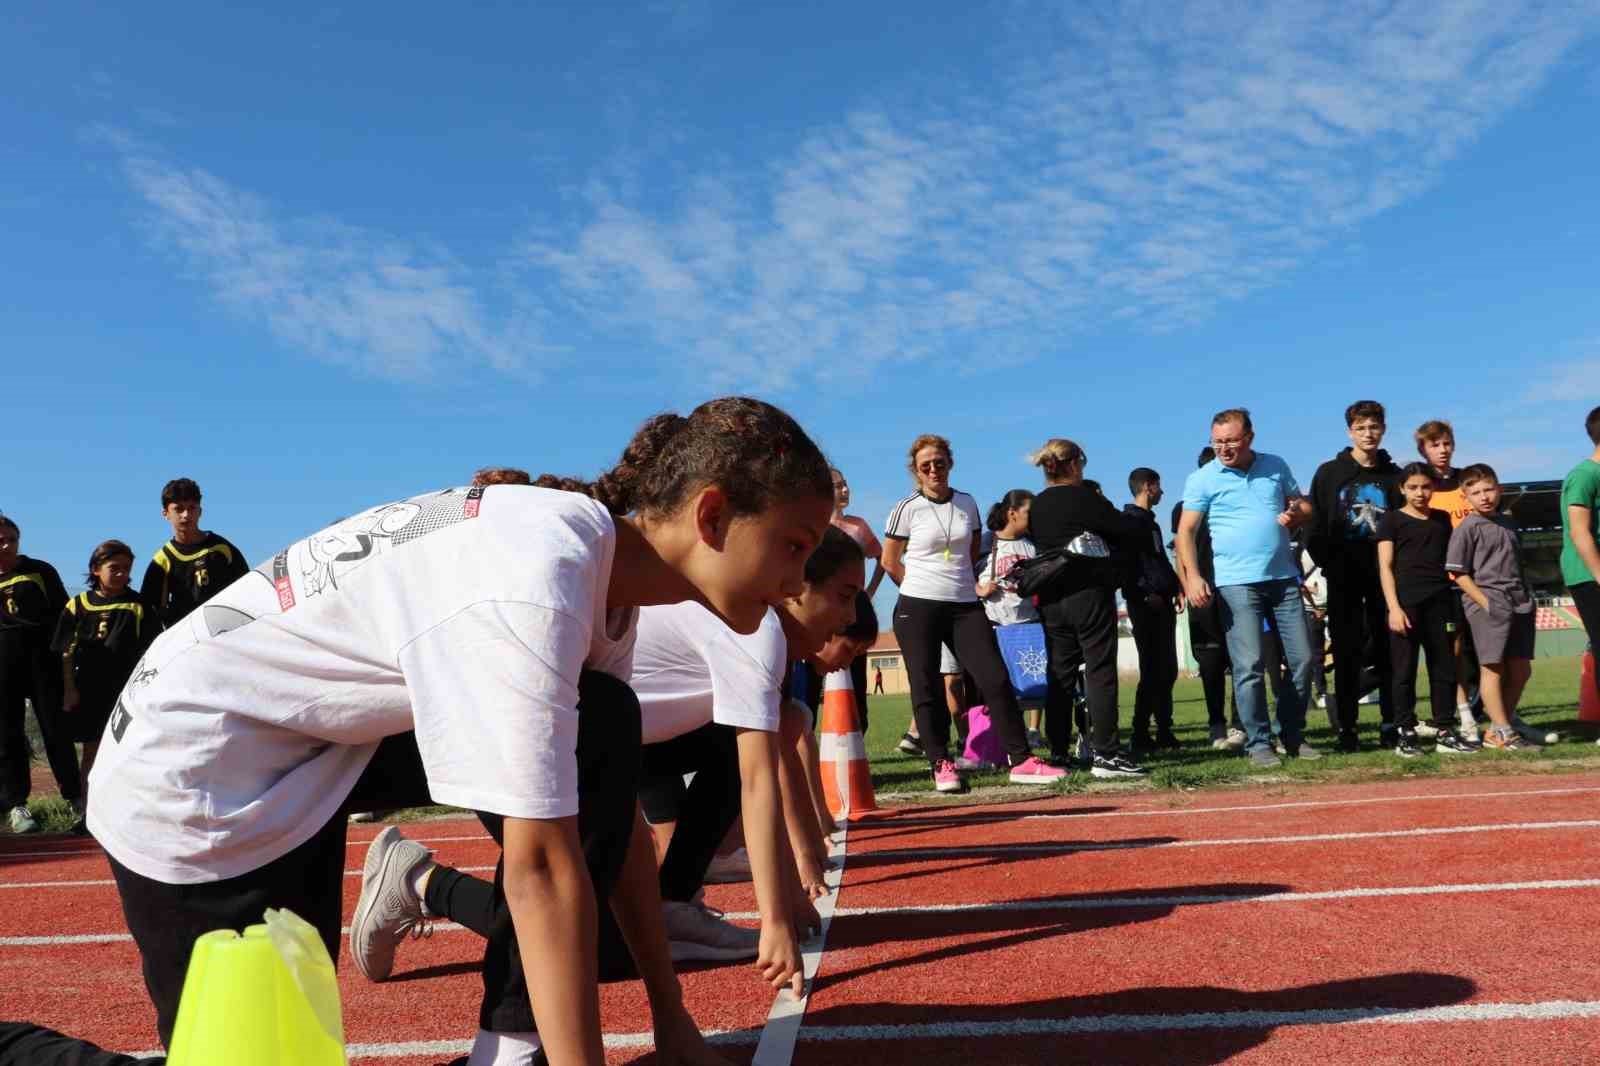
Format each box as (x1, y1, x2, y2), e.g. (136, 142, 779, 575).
(8, 805, 37, 834)
(703, 847, 752, 884)
(953, 755, 984, 771)
(348, 811, 378, 823)
(662, 900, 759, 962)
(349, 826, 435, 982)
(1225, 728, 1247, 749)
(1413, 722, 1440, 739)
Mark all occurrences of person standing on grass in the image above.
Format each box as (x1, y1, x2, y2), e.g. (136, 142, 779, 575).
(1559, 406, 1600, 731)
(1415, 420, 1485, 742)
(1445, 464, 1551, 752)
(976, 490, 1044, 749)
(1121, 468, 1183, 754)
(1307, 401, 1401, 752)
(881, 434, 1065, 793)
(1172, 448, 1244, 750)
(1177, 409, 1323, 768)
(0, 514, 78, 835)
(84, 398, 832, 1066)
(53, 541, 161, 835)
(1027, 438, 1148, 778)
(828, 468, 882, 734)
(139, 479, 250, 633)
(1376, 465, 1479, 758)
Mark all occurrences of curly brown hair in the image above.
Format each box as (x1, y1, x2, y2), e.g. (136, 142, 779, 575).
(537, 397, 832, 518)
(905, 434, 953, 481)
(471, 467, 532, 487)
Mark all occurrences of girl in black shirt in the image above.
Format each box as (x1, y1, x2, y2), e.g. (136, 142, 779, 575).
(1377, 464, 1476, 757)
(53, 541, 160, 831)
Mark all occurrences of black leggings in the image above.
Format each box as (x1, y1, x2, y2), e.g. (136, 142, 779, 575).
(1127, 596, 1177, 737)
(0, 636, 80, 809)
(1389, 590, 1458, 731)
(1040, 587, 1120, 756)
(892, 595, 1029, 767)
(108, 669, 639, 1047)
(1573, 583, 1600, 710)
(1327, 564, 1393, 730)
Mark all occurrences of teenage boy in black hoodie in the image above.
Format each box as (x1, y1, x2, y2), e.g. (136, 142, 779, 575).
(1122, 468, 1183, 753)
(1308, 400, 1401, 751)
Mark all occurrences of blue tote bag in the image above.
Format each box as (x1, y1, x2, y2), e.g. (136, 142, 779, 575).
(994, 622, 1048, 701)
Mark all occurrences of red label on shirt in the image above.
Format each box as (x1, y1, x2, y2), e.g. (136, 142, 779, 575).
(271, 551, 296, 610)
(464, 486, 485, 518)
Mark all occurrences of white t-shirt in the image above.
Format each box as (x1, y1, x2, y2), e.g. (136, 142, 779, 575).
(884, 490, 981, 602)
(980, 536, 1040, 625)
(631, 603, 786, 745)
(87, 486, 636, 884)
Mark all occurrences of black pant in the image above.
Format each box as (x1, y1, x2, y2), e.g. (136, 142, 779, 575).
(892, 595, 1029, 767)
(472, 673, 642, 1030)
(1571, 582, 1600, 704)
(1389, 590, 1459, 731)
(1040, 587, 1120, 757)
(108, 807, 350, 1048)
(1307, 610, 1328, 700)
(637, 723, 741, 903)
(1189, 604, 1229, 729)
(107, 669, 637, 1047)
(0, 635, 81, 809)
(849, 653, 870, 733)
(1126, 595, 1177, 738)
(1326, 561, 1393, 732)
(0, 1025, 155, 1066)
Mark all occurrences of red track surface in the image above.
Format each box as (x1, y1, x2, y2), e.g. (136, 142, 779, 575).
(4, 772, 1599, 1064)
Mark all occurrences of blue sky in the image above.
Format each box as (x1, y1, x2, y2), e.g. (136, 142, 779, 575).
(4, 1, 1599, 620)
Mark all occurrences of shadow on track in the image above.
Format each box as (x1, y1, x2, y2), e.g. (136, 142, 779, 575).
(817, 882, 1289, 985)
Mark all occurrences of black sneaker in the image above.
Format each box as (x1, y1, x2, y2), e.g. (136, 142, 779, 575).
(1379, 724, 1399, 749)
(1434, 730, 1481, 755)
(1335, 731, 1361, 753)
(896, 733, 924, 756)
(1394, 730, 1423, 759)
(1090, 752, 1148, 779)
(1129, 733, 1154, 757)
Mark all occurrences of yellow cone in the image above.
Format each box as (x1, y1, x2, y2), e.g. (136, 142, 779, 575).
(166, 908, 347, 1066)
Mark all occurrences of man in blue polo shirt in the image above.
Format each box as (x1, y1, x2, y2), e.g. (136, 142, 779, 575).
(1176, 408, 1324, 767)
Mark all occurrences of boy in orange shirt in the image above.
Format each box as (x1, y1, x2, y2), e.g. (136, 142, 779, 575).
(1415, 420, 1483, 741)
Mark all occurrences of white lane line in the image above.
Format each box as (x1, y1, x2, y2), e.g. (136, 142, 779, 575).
(751, 825, 849, 1066)
(870, 781, 1600, 832)
(11, 878, 1597, 947)
(12, 817, 1599, 891)
(875, 819, 1600, 859)
(1020, 785, 1600, 823)
(120, 999, 1600, 1058)
(1, 921, 471, 947)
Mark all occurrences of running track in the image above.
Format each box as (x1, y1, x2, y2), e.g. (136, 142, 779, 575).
(2, 772, 1598, 1064)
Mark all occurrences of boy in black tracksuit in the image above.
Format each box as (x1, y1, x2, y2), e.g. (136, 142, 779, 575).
(139, 479, 250, 632)
(1307, 401, 1401, 751)
(1121, 468, 1182, 752)
(0, 516, 81, 830)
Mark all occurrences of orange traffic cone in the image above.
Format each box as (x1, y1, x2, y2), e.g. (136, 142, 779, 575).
(818, 667, 876, 820)
(1580, 649, 1600, 725)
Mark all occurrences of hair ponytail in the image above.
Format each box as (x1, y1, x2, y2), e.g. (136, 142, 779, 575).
(538, 398, 830, 519)
(986, 489, 1034, 531)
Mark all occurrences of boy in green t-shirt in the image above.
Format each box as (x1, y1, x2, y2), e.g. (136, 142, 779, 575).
(1560, 406, 1600, 733)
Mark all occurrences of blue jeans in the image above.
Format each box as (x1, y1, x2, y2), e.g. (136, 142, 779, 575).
(1217, 579, 1313, 753)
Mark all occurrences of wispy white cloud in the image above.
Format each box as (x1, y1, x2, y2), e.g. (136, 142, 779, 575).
(517, 0, 1599, 387)
(109, 139, 534, 379)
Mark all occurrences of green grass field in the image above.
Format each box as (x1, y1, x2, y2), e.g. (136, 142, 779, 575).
(858, 654, 1600, 799)
(15, 656, 1596, 834)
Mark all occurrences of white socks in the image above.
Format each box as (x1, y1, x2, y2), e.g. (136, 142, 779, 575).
(466, 1029, 543, 1066)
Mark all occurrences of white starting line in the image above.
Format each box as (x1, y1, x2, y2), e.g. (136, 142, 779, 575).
(121, 1000, 1600, 1059)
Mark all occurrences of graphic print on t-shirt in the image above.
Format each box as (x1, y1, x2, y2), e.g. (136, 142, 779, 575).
(267, 487, 484, 609)
(1338, 481, 1388, 540)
